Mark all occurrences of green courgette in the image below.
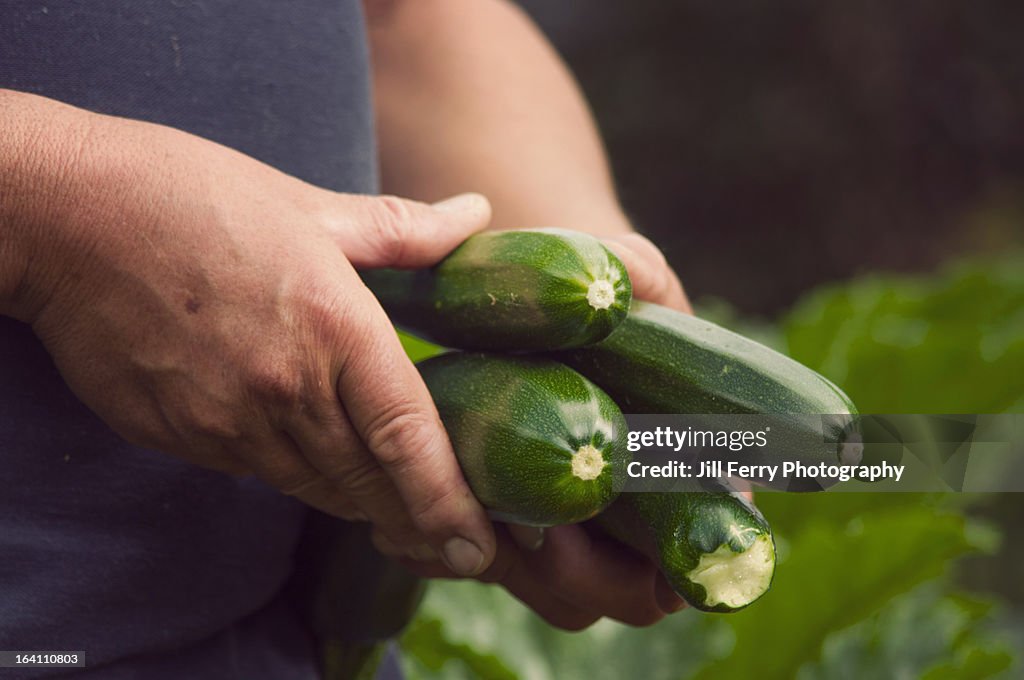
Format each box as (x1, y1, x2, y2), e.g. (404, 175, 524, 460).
(363, 229, 631, 351)
(556, 301, 861, 488)
(418, 352, 629, 526)
(596, 482, 776, 613)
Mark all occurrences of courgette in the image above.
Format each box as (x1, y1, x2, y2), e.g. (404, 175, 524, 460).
(363, 229, 631, 351)
(556, 302, 861, 488)
(418, 352, 628, 526)
(596, 481, 775, 613)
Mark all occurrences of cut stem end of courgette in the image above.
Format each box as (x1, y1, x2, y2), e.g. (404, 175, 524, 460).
(586, 280, 616, 310)
(571, 444, 607, 481)
(686, 533, 775, 610)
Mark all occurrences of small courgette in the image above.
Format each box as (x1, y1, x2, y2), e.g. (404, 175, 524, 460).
(419, 352, 629, 526)
(596, 482, 776, 613)
(364, 229, 631, 351)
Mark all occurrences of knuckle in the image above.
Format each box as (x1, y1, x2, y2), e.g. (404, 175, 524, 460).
(247, 358, 304, 408)
(364, 402, 442, 469)
(407, 482, 463, 533)
(330, 457, 389, 496)
(186, 406, 245, 443)
(366, 195, 412, 263)
(299, 285, 352, 344)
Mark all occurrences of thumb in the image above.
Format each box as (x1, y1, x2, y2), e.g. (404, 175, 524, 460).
(332, 192, 492, 269)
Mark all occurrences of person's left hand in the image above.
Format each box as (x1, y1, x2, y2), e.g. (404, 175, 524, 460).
(380, 522, 684, 629)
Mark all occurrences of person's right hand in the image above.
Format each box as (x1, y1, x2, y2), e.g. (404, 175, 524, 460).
(4, 93, 496, 576)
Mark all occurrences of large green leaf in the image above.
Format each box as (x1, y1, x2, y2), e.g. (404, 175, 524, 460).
(799, 585, 1012, 680)
(401, 577, 726, 680)
(402, 617, 517, 680)
(784, 254, 1024, 414)
(694, 506, 993, 679)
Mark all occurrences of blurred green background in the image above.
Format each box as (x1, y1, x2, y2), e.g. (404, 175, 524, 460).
(396, 3, 1023, 678)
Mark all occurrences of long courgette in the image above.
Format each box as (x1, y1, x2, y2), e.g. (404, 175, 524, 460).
(556, 302, 861, 489)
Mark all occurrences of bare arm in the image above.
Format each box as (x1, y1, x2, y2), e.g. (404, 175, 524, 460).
(367, 0, 689, 310)
(368, 0, 630, 236)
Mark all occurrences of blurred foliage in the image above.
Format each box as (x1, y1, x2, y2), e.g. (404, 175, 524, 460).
(801, 584, 1012, 680)
(396, 252, 1023, 678)
(785, 254, 1024, 413)
(393, 3, 1024, 671)
(517, 1, 1024, 314)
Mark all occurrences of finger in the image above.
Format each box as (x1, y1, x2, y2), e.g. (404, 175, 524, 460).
(285, 396, 440, 545)
(289, 477, 366, 521)
(328, 192, 492, 269)
(507, 523, 545, 552)
(398, 526, 601, 631)
(728, 476, 756, 502)
(336, 302, 496, 576)
(522, 524, 666, 626)
(603, 233, 692, 313)
(404, 524, 665, 627)
(654, 573, 688, 614)
(371, 527, 438, 563)
(230, 429, 368, 520)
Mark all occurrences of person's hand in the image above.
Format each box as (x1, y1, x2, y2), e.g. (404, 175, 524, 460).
(602, 232, 692, 313)
(14, 106, 496, 576)
(382, 522, 685, 629)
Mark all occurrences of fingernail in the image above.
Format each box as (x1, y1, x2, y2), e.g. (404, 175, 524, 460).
(442, 537, 486, 576)
(408, 543, 438, 562)
(508, 524, 545, 551)
(431, 192, 488, 215)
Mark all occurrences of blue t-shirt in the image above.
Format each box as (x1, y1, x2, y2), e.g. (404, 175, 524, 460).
(1, 2, 378, 677)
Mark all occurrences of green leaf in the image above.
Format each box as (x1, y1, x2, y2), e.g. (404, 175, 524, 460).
(400, 578, 724, 680)
(694, 506, 985, 680)
(401, 617, 518, 680)
(784, 253, 1024, 413)
(798, 584, 1011, 680)
(921, 646, 1014, 680)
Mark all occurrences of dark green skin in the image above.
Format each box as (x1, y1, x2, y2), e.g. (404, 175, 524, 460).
(418, 352, 629, 526)
(556, 302, 860, 490)
(595, 481, 775, 613)
(362, 228, 632, 351)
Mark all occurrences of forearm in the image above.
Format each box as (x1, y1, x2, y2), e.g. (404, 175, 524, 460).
(0, 90, 94, 320)
(0, 91, 154, 327)
(368, 0, 632, 236)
